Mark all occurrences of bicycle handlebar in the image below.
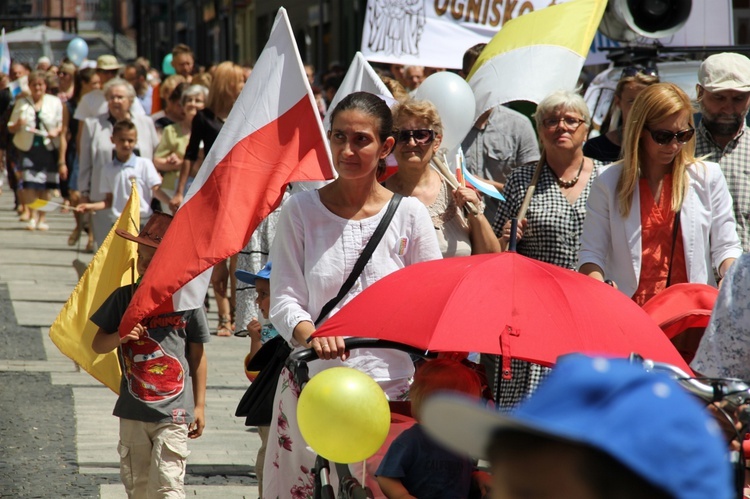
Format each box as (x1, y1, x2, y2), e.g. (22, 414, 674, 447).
(288, 337, 436, 363)
(632, 355, 750, 410)
(289, 346, 750, 410)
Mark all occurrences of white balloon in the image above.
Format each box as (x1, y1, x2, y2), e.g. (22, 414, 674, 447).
(414, 72, 476, 152)
(66, 37, 89, 67)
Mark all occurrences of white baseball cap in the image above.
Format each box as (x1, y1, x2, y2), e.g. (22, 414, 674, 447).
(699, 52, 750, 93)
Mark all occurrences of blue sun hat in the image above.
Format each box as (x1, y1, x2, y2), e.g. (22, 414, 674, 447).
(235, 261, 272, 285)
(422, 354, 733, 499)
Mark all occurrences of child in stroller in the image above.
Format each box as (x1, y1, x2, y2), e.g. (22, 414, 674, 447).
(375, 358, 488, 498)
(287, 340, 492, 499)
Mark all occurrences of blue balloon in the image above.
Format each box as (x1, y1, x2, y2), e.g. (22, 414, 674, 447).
(66, 37, 88, 67)
(162, 54, 176, 75)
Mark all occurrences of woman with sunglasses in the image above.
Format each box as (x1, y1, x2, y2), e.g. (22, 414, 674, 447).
(579, 83, 741, 304)
(583, 67, 659, 163)
(385, 99, 500, 257)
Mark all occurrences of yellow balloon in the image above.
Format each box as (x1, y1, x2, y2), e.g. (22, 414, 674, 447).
(298, 367, 391, 463)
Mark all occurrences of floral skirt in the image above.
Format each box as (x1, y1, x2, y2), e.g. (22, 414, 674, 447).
(261, 367, 409, 499)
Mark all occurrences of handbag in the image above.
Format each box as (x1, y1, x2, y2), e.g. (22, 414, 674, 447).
(235, 194, 404, 426)
(235, 335, 291, 425)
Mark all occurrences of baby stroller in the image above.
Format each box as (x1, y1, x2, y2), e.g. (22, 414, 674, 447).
(641, 283, 718, 365)
(286, 337, 493, 499)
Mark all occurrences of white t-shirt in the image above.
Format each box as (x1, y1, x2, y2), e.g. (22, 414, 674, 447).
(74, 89, 146, 121)
(269, 189, 442, 381)
(99, 154, 161, 218)
(78, 114, 159, 201)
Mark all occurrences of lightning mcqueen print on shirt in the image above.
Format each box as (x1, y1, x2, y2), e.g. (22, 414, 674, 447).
(122, 332, 184, 402)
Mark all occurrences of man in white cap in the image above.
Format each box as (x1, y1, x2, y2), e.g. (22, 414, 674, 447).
(36, 56, 51, 71)
(695, 52, 750, 252)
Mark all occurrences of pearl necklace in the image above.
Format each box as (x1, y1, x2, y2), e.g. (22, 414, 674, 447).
(554, 159, 585, 189)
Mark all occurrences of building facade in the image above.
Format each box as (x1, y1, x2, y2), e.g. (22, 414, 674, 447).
(5, 0, 750, 76)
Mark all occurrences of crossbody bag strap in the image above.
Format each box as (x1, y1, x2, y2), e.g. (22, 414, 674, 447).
(313, 193, 403, 326)
(666, 209, 681, 288)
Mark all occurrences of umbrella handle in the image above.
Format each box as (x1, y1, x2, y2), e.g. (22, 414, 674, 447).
(508, 218, 519, 252)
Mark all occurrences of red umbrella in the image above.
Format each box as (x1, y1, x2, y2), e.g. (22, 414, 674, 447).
(313, 252, 692, 373)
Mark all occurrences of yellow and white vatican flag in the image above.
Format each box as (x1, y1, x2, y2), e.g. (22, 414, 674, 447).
(468, 0, 606, 118)
(26, 199, 66, 212)
(49, 182, 141, 393)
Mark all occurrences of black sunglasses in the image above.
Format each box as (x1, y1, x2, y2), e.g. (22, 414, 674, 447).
(620, 65, 659, 79)
(646, 127, 695, 145)
(395, 129, 435, 145)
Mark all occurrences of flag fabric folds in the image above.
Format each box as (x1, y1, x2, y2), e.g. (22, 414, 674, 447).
(323, 51, 393, 131)
(0, 29, 10, 75)
(468, 0, 606, 118)
(49, 183, 141, 393)
(118, 7, 334, 336)
(8, 76, 27, 100)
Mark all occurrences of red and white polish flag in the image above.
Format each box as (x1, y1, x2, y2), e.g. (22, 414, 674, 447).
(118, 8, 334, 336)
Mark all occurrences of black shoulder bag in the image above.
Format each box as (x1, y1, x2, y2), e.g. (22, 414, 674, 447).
(666, 210, 681, 288)
(236, 194, 403, 426)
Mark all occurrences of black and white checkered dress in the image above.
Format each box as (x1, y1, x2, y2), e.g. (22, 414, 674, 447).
(489, 161, 600, 410)
(493, 162, 599, 269)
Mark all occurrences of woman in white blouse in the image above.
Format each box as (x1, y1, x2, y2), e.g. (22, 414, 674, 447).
(8, 71, 64, 230)
(263, 92, 441, 498)
(579, 83, 741, 302)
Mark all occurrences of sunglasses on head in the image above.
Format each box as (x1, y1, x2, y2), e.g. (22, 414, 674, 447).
(620, 65, 659, 79)
(645, 127, 695, 145)
(395, 129, 435, 145)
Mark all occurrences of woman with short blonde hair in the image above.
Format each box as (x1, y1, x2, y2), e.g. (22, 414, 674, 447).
(492, 89, 598, 410)
(495, 89, 597, 269)
(386, 98, 500, 257)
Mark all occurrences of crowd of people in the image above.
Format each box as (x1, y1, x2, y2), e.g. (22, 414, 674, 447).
(3, 39, 750, 499)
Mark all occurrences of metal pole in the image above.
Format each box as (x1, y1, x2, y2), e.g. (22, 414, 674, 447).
(317, 0, 324, 74)
(167, 0, 174, 50)
(228, 0, 234, 62)
(112, 0, 117, 59)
